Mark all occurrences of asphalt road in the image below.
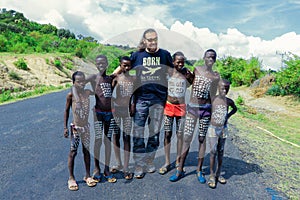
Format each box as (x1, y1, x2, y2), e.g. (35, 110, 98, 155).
(0, 89, 279, 200)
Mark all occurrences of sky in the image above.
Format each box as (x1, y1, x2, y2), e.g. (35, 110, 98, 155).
(1, 0, 300, 70)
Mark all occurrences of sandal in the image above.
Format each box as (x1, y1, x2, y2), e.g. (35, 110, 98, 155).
(197, 171, 206, 184)
(134, 166, 145, 179)
(104, 174, 117, 183)
(123, 170, 133, 180)
(217, 176, 226, 184)
(83, 177, 97, 187)
(68, 179, 78, 191)
(111, 165, 123, 173)
(169, 170, 185, 182)
(92, 172, 102, 183)
(207, 174, 216, 188)
(159, 164, 171, 175)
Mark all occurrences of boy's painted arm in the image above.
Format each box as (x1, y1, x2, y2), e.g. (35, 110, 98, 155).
(71, 86, 82, 114)
(180, 67, 194, 85)
(85, 74, 96, 92)
(210, 73, 221, 100)
(71, 85, 79, 102)
(112, 76, 118, 88)
(63, 93, 72, 138)
(112, 66, 122, 75)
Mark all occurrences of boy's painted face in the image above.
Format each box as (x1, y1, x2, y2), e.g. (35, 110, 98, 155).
(173, 55, 185, 71)
(120, 60, 131, 73)
(74, 75, 85, 90)
(144, 32, 158, 53)
(204, 51, 216, 68)
(95, 57, 108, 74)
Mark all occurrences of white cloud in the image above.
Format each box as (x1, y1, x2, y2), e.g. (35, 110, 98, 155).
(2, 0, 300, 70)
(39, 9, 65, 27)
(169, 21, 300, 70)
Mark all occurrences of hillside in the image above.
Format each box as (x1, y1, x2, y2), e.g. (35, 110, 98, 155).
(0, 53, 97, 93)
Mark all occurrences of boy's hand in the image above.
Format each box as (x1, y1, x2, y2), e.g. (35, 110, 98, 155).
(64, 128, 69, 138)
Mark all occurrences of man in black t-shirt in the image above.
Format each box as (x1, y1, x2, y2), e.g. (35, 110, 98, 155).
(130, 28, 173, 179)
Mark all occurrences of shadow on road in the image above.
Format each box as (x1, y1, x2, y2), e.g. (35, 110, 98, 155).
(154, 151, 263, 180)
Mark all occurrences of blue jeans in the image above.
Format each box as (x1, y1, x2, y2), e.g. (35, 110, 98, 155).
(132, 100, 165, 167)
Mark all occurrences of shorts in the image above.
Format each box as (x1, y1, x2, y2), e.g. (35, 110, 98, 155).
(187, 103, 211, 118)
(70, 123, 90, 151)
(164, 102, 186, 117)
(207, 125, 228, 138)
(95, 110, 113, 122)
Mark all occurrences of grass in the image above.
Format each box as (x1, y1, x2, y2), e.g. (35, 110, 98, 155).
(230, 104, 300, 199)
(0, 84, 71, 104)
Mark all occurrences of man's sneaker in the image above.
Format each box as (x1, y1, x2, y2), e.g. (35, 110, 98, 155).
(146, 162, 156, 173)
(134, 166, 145, 179)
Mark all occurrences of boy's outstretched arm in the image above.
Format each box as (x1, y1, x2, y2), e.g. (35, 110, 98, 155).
(63, 92, 72, 138)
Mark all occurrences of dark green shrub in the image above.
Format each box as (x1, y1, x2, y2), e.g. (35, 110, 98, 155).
(54, 59, 62, 70)
(236, 95, 245, 105)
(9, 71, 21, 80)
(13, 58, 29, 70)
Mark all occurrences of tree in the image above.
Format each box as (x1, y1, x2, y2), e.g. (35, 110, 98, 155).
(269, 54, 300, 97)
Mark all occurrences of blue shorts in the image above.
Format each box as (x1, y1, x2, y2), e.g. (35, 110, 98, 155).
(95, 111, 113, 122)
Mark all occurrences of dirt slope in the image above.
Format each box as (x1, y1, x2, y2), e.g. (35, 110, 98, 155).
(0, 53, 97, 92)
(229, 86, 300, 117)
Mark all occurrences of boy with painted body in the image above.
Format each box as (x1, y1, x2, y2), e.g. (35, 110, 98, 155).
(170, 49, 220, 183)
(64, 71, 96, 190)
(85, 55, 117, 183)
(159, 51, 193, 175)
(207, 79, 237, 188)
(110, 56, 135, 180)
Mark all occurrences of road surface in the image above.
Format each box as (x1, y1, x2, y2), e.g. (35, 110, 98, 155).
(0, 90, 282, 199)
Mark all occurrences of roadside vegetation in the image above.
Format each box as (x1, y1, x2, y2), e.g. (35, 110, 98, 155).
(0, 84, 70, 104)
(230, 92, 300, 199)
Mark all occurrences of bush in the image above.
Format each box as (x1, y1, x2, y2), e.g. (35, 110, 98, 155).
(236, 95, 245, 105)
(13, 58, 29, 70)
(65, 62, 74, 70)
(54, 59, 62, 70)
(0, 89, 13, 103)
(9, 71, 21, 80)
(266, 85, 286, 96)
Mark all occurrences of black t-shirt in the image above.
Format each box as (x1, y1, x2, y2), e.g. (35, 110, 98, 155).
(130, 49, 173, 102)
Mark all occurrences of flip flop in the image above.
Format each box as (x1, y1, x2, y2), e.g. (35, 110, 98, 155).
(217, 176, 227, 184)
(123, 171, 133, 180)
(158, 164, 171, 175)
(207, 175, 216, 188)
(68, 179, 78, 191)
(83, 177, 97, 187)
(104, 174, 117, 183)
(92, 173, 102, 183)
